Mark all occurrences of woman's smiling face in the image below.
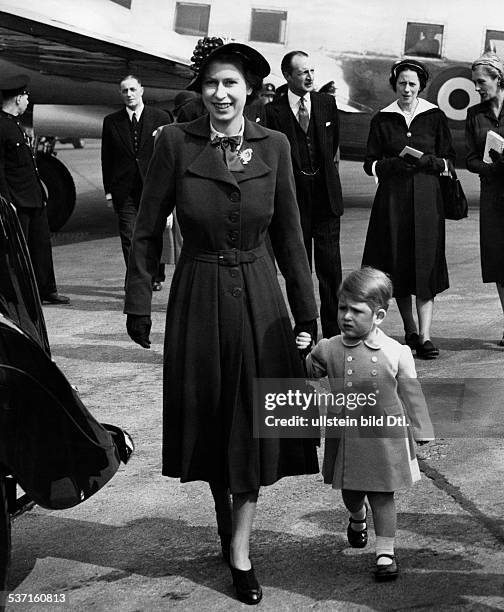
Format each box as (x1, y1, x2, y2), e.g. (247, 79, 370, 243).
(201, 60, 252, 134)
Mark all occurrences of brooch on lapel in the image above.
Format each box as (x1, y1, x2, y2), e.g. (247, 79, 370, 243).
(238, 148, 253, 165)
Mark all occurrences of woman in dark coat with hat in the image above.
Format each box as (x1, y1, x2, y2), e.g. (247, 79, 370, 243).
(466, 53, 504, 345)
(362, 59, 455, 359)
(124, 38, 318, 604)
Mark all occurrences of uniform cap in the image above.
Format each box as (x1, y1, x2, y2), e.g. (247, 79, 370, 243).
(261, 82, 275, 94)
(0, 74, 30, 94)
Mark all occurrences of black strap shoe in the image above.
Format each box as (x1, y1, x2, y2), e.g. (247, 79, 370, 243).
(347, 503, 368, 548)
(375, 554, 399, 581)
(229, 564, 262, 605)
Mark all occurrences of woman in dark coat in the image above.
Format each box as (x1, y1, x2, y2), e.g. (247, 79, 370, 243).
(124, 38, 318, 604)
(362, 59, 455, 359)
(466, 53, 504, 345)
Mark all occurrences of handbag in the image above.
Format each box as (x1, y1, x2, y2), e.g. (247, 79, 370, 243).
(439, 171, 468, 220)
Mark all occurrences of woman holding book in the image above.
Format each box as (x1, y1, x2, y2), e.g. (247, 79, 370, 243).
(362, 59, 455, 359)
(466, 53, 504, 345)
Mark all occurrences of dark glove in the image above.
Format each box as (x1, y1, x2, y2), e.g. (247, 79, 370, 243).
(415, 154, 445, 174)
(294, 319, 318, 358)
(375, 157, 416, 180)
(126, 314, 152, 348)
(489, 148, 504, 173)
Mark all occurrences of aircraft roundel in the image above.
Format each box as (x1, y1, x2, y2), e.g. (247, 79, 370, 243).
(427, 66, 480, 123)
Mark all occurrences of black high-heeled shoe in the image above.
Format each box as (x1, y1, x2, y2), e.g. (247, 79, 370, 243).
(219, 533, 231, 564)
(229, 564, 262, 605)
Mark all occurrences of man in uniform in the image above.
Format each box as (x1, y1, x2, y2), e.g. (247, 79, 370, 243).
(258, 82, 276, 105)
(101, 75, 172, 291)
(266, 51, 343, 338)
(0, 75, 69, 305)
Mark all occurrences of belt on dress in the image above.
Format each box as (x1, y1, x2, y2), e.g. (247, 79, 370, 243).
(180, 244, 268, 266)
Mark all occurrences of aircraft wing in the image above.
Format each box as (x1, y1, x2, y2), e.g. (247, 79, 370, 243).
(0, 6, 195, 104)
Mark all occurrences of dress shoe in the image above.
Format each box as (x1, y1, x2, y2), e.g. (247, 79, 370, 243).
(404, 332, 420, 350)
(416, 340, 439, 359)
(152, 281, 162, 291)
(347, 503, 368, 548)
(41, 292, 70, 305)
(219, 533, 231, 564)
(499, 332, 504, 347)
(375, 554, 399, 582)
(229, 564, 262, 605)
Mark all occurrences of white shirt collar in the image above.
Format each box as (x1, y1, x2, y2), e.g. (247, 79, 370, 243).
(126, 104, 144, 121)
(340, 327, 383, 350)
(380, 98, 437, 116)
(209, 118, 244, 144)
(287, 89, 311, 116)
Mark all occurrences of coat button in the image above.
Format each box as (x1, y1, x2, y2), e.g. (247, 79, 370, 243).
(347, 356, 353, 362)
(406, 131, 412, 137)
(229, 191, 240, 202)
(229, 212, 239, 222)
(232, 287, 242, 297)
(371, 370, 377, 376)
(347, 369, 353, 375)
(371, 356, 378, 362)
(229, 268, 239, 278)
(346, 381, 353, 387)
(228, 230, 238, 241)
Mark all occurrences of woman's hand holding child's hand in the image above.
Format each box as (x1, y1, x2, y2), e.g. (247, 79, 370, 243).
(296, 331, 312, 351)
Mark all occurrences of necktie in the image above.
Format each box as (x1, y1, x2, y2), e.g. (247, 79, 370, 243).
(131, 113, 139, 154)
(211, 135, 244, 172)
(297, 97, 309, 133)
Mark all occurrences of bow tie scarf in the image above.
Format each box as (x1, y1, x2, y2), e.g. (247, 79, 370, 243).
(211, 135, 244, 172)
(297, 97, 309, 133)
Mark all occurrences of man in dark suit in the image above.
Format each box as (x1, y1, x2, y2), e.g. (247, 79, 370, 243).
(101, 75, 172, 290)
(266, 51, 343, 338)
(0, 75, 69, 305)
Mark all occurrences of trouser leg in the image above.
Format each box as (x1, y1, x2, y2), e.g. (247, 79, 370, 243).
(312, 215, 341, 338)
(16, 207, 57, 298)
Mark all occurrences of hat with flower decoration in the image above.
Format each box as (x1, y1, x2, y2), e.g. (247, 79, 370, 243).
(187, 37, 270, 92)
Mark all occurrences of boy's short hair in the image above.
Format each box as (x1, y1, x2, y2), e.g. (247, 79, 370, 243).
(338, 267, 393, 311)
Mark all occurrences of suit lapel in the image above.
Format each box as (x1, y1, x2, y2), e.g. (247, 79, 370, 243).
(272, 97, 301, 169)
(311, 93, 327, 156)
(138, 107, 157, 153)
(113, 109, 133, 154)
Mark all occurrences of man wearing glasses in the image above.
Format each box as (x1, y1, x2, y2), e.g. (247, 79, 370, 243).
(0, 74, 69, 305)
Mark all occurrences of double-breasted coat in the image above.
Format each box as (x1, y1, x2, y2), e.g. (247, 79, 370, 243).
(466, 101, 504, 283)
(124, 116, 319, 493)
(362, 99, 455, 299)
(306, 329, 434, 492)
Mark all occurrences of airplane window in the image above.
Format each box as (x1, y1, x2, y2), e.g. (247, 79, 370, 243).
(250, 9, 287, 44)
(404, 22, 443, 59)
(109, 0, 132, 7)
(485, 30, 504, 56)
(174, 2, 211, 36)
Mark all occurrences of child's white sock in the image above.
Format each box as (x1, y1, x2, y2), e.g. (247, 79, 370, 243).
(349, 505, 366, 531)
(375, 536, 395, 565)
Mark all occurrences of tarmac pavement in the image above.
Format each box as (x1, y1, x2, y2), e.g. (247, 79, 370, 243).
(4, 142, 504, 611)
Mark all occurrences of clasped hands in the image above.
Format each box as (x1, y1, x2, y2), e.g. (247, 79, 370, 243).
(377, 154, 444, 178)
(126, 314, 152, 348)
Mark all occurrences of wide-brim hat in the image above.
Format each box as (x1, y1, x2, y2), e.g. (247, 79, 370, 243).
(187, 40, 270, 92)
(390, 59, 429, 82)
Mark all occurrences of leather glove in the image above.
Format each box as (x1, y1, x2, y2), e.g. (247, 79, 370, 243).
(126, 314, 152, 348)
(489, 148, 504, 173)
(294, 319, 318, 358)
(375, 157, 416, 180)
(415, 154, 445, 174)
